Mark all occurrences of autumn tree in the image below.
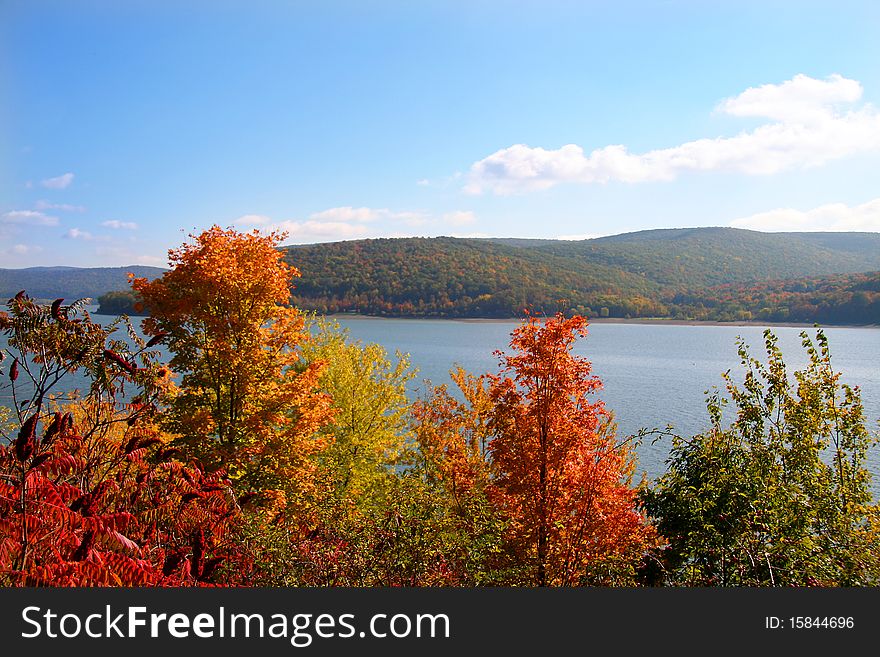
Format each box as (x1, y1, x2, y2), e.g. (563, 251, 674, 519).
(487, 313, 656, 586)
(408, 367, 505, 584)
(131, 227, 333, 509)
(0, 294, 243, 586)
(299, 317, 415, 509)
(247, 319, 495, 587)
(642, 329, 880, 586)
(409, 314, 655, 586)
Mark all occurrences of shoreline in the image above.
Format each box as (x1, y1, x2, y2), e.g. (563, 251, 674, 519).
(325, 313, 878, 330)
(86, 306, 877, 330)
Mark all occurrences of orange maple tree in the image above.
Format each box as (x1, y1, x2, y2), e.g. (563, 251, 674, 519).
(487, 313, 655, 586)
(412, 367, 495, 510)
(131, 226, 333, 509)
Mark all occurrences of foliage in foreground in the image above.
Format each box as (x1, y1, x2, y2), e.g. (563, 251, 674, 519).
(642, 329, 880, 585)
(0, 295, 243, 586)
(2, 226, 877, 587)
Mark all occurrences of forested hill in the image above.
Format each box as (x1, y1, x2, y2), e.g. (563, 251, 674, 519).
(490, 228, 880, 288)
(3, 229, 879, 324)
(0, 265, 166, 301)
(282, 228, 880, 323)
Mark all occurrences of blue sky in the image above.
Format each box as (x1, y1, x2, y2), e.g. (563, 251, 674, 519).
(2, 0, 880, 267)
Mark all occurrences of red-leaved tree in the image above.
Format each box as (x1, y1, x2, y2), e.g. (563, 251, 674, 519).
(487, 313, 656, 586)
(0, 294, 245, 586)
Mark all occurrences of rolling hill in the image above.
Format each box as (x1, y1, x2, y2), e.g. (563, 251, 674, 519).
(2, 228, 878, 324)
(0, 265, 166, 301)
(282, 228, 880, 322)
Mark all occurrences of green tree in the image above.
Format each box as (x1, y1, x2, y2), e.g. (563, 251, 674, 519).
(642, 329, 880, 586)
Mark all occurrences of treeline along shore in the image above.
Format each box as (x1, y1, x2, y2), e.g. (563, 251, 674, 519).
(3, 227, 879, 325)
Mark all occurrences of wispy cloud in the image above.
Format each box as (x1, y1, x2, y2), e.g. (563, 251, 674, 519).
(133, 254, 166, 266)
(63, 227, 94, 240)
(267, 220, 372, 241)
(730, 197, 880, 232)
(465, 74, 880, 195)
(446, 231, 490, 239)
(35, 200, 86, 212)
(1, 210, 59, 226)
(40, 172, 75, 189)
(6, 244, 44, 255)
(309, 206, 380, 222)
(233, 206, 479, 243)
(102, 220, 138, 230)
(91, 245, 166, 266)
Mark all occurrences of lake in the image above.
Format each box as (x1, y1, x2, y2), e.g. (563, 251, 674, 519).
(5, 310, 879, 497)
(328, 317, 880, 496)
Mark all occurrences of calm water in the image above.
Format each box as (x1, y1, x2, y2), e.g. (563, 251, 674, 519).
(5, 311, 879, 496)
(330, 317, 880, 496)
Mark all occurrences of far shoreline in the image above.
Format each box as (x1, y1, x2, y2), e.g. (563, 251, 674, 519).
(87, 304, 878, 329)
(325, 313, 879, 330)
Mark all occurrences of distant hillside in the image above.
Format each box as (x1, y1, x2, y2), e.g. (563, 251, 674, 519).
(3, 228, 879, 324)
(523, 228, 880, 288)
(0, 265, 166, 301)
(286, 236, 664, 318)
(282, 228, 880, 323)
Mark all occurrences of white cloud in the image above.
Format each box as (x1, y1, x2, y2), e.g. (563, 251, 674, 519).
(465, 74, 880, 195)
(730, 197, 880, 232)
(269, 220, 372, 242)
(89, 245, 166, 267)
(102, 220, 139, 230)
(41, 172, 75, 189)
(35, 200, 86, 212)
(447, 231, 490, 239)
(8, 244, 44, 255)
(442, 210, 477, 226)
(64, 227, 94, 240)
(328, 207, 467, 227)
(310, 206, 379, 222)
(717, 73, 862, 123)
(390, 211, 430, 226)
(133, 254, 166, 266)
(233, 206, 478, 243)
(1, 210, 59, 226)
